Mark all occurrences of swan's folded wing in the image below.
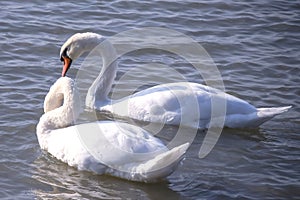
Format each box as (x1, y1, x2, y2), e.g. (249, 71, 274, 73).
(74, 121, 168, 166)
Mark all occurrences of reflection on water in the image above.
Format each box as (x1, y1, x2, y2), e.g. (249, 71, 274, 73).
(30, 125, 299, 199)
(32, 153, 183, 200)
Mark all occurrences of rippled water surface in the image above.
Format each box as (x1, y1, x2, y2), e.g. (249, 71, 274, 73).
(1, 1, 299, 199)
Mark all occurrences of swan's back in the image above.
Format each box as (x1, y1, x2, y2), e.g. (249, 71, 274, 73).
(103, 82, 257, 128)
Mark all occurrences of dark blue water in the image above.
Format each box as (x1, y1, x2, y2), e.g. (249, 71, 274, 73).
(0, 1, 299, 199)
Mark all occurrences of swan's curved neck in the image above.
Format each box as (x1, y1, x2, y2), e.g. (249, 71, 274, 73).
(85, 38, 118, 108)
(37, 78, 81, 135)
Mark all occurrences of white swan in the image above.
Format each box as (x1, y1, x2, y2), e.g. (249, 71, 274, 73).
(60, 32, 291, 129)
(36, 77, 189, 182)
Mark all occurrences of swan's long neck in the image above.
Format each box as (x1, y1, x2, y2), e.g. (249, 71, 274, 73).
(85, 38, 118, 108)
(36, 78, 81, 149)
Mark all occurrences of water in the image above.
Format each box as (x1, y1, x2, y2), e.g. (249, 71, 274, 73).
(1, 0, 299, 199)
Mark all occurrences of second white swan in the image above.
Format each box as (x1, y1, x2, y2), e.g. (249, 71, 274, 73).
(36, 77, 189, 182)
(59, 32, 291, 129)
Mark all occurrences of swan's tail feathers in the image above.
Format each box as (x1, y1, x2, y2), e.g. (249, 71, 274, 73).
(257, 106, 292, 118)
(135, 143, 189, 182)
(255, 105, 292, 126)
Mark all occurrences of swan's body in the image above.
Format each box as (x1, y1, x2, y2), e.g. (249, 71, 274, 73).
(99, 82, 291, 129)
(36, 77, 189, 182)
(60, 32, 291, 129)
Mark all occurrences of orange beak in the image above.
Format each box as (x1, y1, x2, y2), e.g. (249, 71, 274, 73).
(61, 56, 72, 77)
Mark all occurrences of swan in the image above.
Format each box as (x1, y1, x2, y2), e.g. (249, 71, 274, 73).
(36, 77, 189, 182)
(60, 32, 291, 129)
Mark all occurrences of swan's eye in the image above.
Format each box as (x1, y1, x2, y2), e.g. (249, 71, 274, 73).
(60, 48, 69, 62)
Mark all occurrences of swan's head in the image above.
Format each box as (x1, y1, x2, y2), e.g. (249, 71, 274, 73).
(60, 32, 104, 77)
